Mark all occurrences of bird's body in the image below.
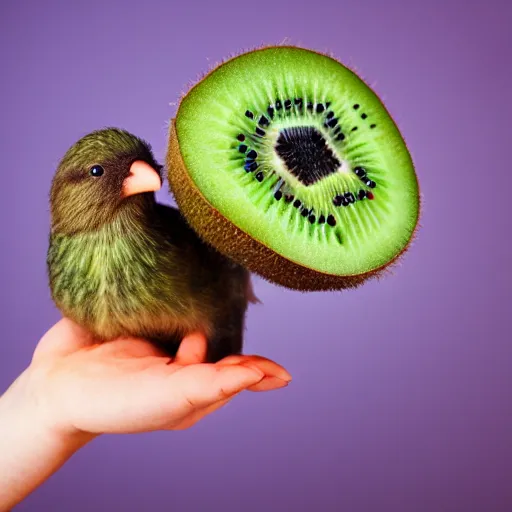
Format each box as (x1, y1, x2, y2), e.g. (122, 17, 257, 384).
(47, 128, 254, 362)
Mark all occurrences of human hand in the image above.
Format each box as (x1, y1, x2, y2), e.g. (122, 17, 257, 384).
(28, 318, 292, 438)
(0, 318, 291, 510)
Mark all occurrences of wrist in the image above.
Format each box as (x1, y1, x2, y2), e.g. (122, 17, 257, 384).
(0, 368, 94, 510)
(0, 365, 96, 451)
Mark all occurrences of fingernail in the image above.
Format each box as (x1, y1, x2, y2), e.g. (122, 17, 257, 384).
(275, 372, 292, 382)
(269, 377, 290, 387)
(263, 377, 290, 390)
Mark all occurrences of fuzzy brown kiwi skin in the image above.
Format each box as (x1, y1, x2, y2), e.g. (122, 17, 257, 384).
(167, 120, 420, 292)
(167, 44, 421, 291)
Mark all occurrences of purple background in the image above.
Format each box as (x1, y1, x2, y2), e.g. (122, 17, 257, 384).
(1, 0, 511, 510)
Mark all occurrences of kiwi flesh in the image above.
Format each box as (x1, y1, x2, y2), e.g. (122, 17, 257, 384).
(167, 46, 420, 291)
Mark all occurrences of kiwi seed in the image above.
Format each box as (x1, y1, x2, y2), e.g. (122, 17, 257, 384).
(167, 46, 420, 291)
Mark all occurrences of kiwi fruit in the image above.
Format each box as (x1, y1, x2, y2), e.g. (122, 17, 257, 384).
(167, 46, 420, 291)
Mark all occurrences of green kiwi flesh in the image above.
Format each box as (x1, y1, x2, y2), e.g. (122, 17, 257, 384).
(168, 46, 420, 291)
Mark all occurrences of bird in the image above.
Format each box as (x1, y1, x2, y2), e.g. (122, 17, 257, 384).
(47, 127, 258, 362)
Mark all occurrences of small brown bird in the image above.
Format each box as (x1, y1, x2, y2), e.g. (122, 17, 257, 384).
(47, 127, 257, 362)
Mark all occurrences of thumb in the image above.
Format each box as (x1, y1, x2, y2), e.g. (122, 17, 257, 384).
(172, 363, 265, 410)
(32, 317, 96, 361)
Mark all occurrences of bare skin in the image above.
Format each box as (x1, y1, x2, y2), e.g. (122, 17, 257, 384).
(0, 319, 291, 511)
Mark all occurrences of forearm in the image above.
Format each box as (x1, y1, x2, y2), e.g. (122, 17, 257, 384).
(0, 369, 92, 511)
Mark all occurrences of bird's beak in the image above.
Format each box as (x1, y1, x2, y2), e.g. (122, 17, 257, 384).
(122, 160, 162, 197)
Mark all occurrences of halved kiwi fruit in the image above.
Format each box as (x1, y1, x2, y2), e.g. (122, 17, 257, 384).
(167, 46, 420, 291)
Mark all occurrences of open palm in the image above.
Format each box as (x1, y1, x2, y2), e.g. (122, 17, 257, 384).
(29, 319, 291, 438)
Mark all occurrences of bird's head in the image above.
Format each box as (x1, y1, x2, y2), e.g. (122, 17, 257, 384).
(50, 128, 163, 234)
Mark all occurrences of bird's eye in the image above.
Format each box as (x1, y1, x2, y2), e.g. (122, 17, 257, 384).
(90, 165, 104, 177)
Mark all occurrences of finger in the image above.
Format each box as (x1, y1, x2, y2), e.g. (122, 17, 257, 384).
(172, 364, 264, 410)
(247, 377, 290, 392)
(32, 317, 96, 361)
(174, 331, 208, 365)
(218, 354, 292, 383)
(171, 397, 232, 430)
